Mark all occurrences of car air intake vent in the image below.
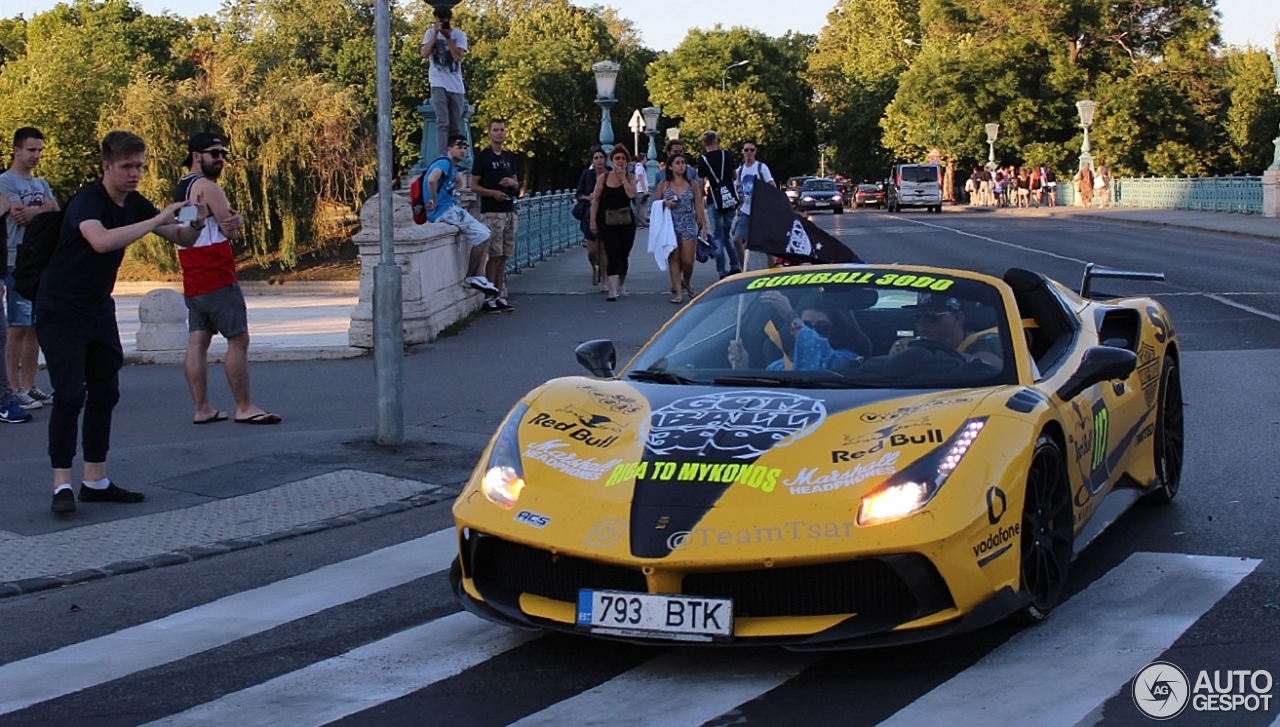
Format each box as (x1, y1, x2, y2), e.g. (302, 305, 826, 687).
(472, 536, 648, 603)
(683, 556, 946, 618)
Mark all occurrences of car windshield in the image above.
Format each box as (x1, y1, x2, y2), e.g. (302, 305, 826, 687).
(802, 180, 836, 192)
(899, 166, 940, 184)
(857, 184, 880, 192)
(625, 269, 1017, 390)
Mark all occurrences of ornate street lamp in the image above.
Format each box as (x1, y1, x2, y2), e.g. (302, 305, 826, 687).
(1269, 49, 1280, 171)
(593, 60, 620, 155)
(722, 59, 749, 93)
(984, 123, 999, 172)
(1076, 99, 1097, 171)
(642, 106, 662, 187)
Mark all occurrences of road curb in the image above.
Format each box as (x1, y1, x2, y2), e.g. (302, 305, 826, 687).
(112, 280, 361, 296)
(124, 345, 368, 365)
(0, 489, 444, 600)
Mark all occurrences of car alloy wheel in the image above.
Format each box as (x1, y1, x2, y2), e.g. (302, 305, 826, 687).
(1017, 434, 1073, 623)
(1146, 357, 1184, 504)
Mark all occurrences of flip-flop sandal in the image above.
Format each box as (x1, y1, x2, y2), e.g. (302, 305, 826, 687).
(193, 411, 228, 424)
(235, 412, 282, 425)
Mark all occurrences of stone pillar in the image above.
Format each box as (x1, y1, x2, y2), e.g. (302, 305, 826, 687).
(135, 289, 188, 352)
(409, 101, 476, 178)
(348, 189, 485, 348)
(1263, 169, 1280, 218)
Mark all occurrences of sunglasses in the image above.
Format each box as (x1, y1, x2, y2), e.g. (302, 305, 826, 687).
(803, 319, 833, 337)
(201, 149, 228, 159)
(451, 141, 469, 148)
(916, 311, 954, 323)
(742, 147, 756, 152)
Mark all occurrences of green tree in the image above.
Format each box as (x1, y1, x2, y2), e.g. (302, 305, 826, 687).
(1221, 47, 1279, 174)
(647, 26, 818, 179)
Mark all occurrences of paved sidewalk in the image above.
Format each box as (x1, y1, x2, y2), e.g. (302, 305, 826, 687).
(3, 208, 1274, 599)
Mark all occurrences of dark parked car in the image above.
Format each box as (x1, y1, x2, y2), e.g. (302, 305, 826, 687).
(796, 178, 844, 214)
(785, 176, 816, 206)
(854, 183, 885, 209)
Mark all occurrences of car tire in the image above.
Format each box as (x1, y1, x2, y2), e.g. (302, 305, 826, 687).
(1014, 434, 1073, 624)
(1145, 356, 1184, 504)
(833, 207, 843, 215)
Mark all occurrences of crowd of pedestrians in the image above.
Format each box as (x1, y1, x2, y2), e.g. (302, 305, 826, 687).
(569, 132, 777, 305)
(965, 161, 1112, 208)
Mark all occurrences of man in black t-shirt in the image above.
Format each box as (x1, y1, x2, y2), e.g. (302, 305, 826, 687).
(470, 119, 520, 311)
(696, 130, 741, 278)
(36, 130, 204, 514)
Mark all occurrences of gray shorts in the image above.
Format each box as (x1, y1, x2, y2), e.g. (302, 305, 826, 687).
(186, 283, 248, 338)
(731, 212, 752, 242)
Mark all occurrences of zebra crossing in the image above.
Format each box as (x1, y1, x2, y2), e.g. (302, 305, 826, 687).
(0, 527, 1268, 727)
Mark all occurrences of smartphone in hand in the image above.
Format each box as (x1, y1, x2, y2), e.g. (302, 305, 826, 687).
(178, 205, 197, 223)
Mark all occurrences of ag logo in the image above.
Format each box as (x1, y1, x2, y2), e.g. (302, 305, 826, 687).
(1132, 661, 1189, 719)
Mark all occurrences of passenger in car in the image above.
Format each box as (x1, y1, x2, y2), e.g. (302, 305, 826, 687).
(728, 292, 868, 370)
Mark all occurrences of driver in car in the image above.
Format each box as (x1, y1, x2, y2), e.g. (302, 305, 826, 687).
(890, 294, 1002, 368)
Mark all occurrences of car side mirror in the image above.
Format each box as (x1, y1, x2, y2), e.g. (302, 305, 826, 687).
(575, 339, 617, 378)
(1055, 346, 1137, 401)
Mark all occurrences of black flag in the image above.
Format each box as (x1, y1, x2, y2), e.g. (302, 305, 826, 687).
(746, 180, 861, 264)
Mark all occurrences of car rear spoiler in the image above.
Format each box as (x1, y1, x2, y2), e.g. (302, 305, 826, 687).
(1079, 262, 1165, 298)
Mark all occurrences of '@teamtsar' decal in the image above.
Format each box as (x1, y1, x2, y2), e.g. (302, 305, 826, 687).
(630, 390, 827, 558)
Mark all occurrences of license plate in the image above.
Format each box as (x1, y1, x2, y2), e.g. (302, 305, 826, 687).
(814, 201, 829, 207)
(576, 590, 733, 641)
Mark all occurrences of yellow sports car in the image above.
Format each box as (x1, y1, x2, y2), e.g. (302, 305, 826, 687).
(450, 263, 1182, 649)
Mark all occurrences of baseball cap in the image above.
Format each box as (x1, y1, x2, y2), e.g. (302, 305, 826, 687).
(914, 293, 963, 313)
(188, 131, 225, 152)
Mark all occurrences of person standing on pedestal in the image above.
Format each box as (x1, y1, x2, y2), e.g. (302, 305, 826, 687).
(420, 6, 468, 157)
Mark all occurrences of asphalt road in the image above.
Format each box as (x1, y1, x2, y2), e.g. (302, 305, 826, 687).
(1, 208, 1277, 727)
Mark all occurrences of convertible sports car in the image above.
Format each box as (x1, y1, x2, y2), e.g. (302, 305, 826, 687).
(451, 263, 1182, 650)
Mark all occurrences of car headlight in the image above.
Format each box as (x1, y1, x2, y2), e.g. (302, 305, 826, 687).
(832, 195, 843, 202)
(481, 402, 529, 509)
(802, 196, 814, 202)
(858, 418, 986, 525)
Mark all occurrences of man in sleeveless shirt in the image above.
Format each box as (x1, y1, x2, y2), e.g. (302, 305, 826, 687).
(175, 132, 280, 426)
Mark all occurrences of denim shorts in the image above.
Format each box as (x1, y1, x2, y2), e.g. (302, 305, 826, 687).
(435, 206, 492, 247)
(731, 212, 752, 242)
(3, 270, 33, 326)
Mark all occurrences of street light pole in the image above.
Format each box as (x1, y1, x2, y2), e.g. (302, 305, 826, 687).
(722, 59, 749, 94)
(593, 61, 620, 155)
(984, 122, 999, 172)
(1076, 99, 1097, 172)
(642, 106, 662, 189)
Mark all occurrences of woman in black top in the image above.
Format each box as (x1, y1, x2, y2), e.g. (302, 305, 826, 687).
(588, 145, 637, 302)
(576, 147, 607, 290)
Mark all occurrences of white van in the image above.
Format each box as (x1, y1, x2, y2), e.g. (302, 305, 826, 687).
(887, 163, 943, 213)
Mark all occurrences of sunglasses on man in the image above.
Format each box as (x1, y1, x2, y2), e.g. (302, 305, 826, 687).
(916, 311, 954, 324)
(201, 149, 228, 159)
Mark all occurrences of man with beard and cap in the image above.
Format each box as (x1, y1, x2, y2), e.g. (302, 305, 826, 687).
(174, 131, 280, 426)
(889, 293, 1002, 368)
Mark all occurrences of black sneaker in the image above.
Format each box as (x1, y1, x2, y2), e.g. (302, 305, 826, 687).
(494, 297, 514, 311)
(78, 482, 145, 504)
(482, 299, 501, 313)
(51, 489, 76, 514)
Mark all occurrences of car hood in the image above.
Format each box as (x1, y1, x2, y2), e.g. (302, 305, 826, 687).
(508, 378, 999, 558)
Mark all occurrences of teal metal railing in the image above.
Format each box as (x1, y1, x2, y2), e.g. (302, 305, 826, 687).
(508, 190, 580, 274)
(1054, 175, 1264, 214)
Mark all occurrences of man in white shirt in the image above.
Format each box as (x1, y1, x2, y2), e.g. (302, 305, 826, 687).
(731, 139, 774, 269)
(420, 6, 468, 157)
(633, 154, 649, 227)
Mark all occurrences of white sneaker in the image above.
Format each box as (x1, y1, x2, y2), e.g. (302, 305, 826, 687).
(463, 276, 500, 295)
(14, 390, 42, 410)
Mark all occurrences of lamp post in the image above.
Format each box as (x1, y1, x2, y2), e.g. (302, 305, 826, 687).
(1076, 99, 1097, 172)
(984, 123, 999, 172)
(722, 59, 749, 93)
(593, 60, 620, 155)
(1269, 49, 1280, 171)
(903, 39, 938, 149)
(642, 106, 661, 189)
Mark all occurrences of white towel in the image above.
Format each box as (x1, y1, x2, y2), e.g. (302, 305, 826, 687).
(645, 200, 677, 271)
